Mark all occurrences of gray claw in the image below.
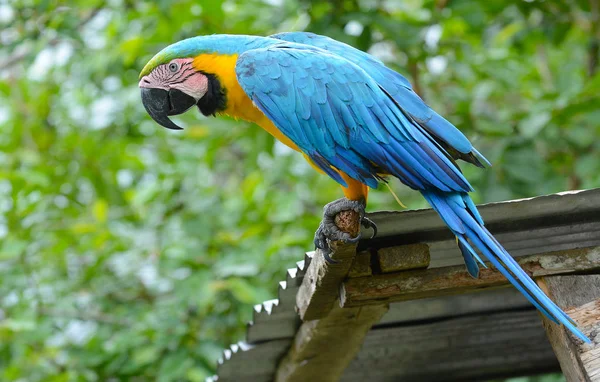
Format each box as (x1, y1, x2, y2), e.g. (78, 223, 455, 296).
(314, 222, 339, 264)
(314, 222, 329, 251)
(344, 233, 362, 244)
(361, 216, 378, 239)
(322, 250, 339, 264)
(314, 198, 377, 262)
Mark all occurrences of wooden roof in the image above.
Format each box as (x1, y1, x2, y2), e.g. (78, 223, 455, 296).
(211, 189, 600, 381)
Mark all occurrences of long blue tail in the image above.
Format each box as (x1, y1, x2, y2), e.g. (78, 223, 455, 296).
(421, 190, 590, 343)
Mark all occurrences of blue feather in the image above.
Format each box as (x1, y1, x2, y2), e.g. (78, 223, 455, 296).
(271, 31, 491, 166)
(457, 238, 481, 278)
(234, 37, 589, 343)
(422, 190, 590, 343)
(310, 153, 347, 186)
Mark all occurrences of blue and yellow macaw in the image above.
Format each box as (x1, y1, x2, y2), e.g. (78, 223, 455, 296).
(139, 32, 589, 342)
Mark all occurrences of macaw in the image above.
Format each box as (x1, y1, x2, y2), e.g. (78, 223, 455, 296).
(139, 32, 589, 342)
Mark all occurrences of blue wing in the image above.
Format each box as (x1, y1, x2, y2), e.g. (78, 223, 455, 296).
(235, 44, 589, 343)
(270, 31, 490, 168)
(236, 44, 472, 193)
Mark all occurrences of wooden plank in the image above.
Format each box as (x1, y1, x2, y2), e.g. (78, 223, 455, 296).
(361, 189, 600, 272)
(537, 275, 600, 382)
(363, 189, 600, 240)
(425, 222, 600, 269)
(347, 250, 372, 278)
(377, 287, 529, 326)
(275, 304, 389, 382)
(296, 210, 360, 321)
(376, 243, 430, 273)
(217, 339, 291, 382)
(341, 246, 600, 308)
(296, 244, 357, 321)
(341, 309, 559, 381)
(216, 190, 600, 382)
(416, 223, 600, 272)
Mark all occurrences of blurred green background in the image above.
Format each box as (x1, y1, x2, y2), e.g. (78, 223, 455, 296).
(1, 0, 599, 380)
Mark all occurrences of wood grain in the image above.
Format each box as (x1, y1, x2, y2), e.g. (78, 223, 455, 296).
(341, 309, 559, 381)
(376, 243, 430, 273)
(275, 304, 388, 382)
(537, 275, 600, 382)
(341, 246, 600, 308)
(296, 209, 360, 321)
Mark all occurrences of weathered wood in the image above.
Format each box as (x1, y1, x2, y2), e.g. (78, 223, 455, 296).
(348, 250, 372, 278)
(376, 243, 430, 273)
(341, 309, 559, 381)
(377, 287, 529, 326)
(296, 245, 357, 321)
(296, 210, 360, 321)
(361, 189, 600, 271)
(364, 189, 600, 240)
(217, 339, 291, 382)
(425, 221, 600, 269)
(537, 275, 600, 382)
(341, 246, 600, 308)
(275, 304, 389, 382)
(215, 189, 600, 382)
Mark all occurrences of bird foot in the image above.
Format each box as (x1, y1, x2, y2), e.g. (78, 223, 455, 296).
(313, 198, 378, 263)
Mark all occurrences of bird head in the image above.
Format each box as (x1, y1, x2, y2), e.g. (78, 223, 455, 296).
(138, 37, 229, 130)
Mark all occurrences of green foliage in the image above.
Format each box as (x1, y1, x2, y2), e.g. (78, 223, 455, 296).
(492, 373, 566, 382)
(0, 0, 598, 380)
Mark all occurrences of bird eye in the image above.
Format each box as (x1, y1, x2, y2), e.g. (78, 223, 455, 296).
(168, 62, 179, 72)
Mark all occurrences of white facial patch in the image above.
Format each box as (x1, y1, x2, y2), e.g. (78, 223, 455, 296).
(170, 72, 208, 101)
(139, 58, 209, 101)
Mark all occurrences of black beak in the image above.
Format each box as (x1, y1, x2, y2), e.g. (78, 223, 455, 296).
(140, 88, 197, 130)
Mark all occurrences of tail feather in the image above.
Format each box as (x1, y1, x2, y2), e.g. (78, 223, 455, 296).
(457, 236, 486, 278)
(422, 190, 590, 343)
(457, 239, 480, 277)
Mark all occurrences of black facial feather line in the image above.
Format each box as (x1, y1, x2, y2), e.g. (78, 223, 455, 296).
(197, 72, 227, 116)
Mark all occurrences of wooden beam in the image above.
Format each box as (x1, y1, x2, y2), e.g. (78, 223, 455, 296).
(347, 250, 372, 278)
(537, 275, 600, 382)
(275, 304, 389, 382)
(217, 339, 291, 382)
(341, 246, 600, 308)
(364, 189, 600, 240)
(377, 287, 530, 326)
(341, 309, 559, 381)
(376, 243, 430, 273)
(295, 209, 361, 321)
(295, 244, 357, 321)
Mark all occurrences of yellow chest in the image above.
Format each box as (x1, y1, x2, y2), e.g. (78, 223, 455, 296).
(192, 53, 299, 151)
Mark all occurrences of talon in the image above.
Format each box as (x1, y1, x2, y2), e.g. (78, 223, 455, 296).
(314, 239, 321, 249)
(361, 216, 378, 239)
(314, 237, 325, 250)
(344, 233, 362, 244)
(314, 197, 370, 263)
(322, 250, 339, 264)
(314, 222, 329, 251)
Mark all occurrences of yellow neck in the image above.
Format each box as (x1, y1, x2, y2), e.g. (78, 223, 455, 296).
(192, 53, 299, 151)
